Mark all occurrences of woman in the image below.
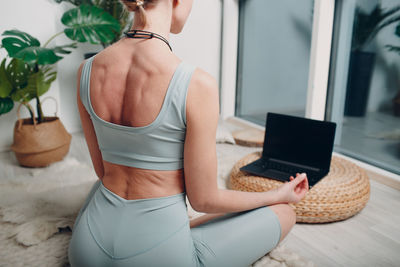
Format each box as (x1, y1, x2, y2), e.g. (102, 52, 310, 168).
(68, 0, 309, 266)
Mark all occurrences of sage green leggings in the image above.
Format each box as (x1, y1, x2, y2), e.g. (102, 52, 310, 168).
(68, 180, 281, 267)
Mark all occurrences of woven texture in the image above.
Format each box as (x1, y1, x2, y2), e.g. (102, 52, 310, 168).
(11, 117, 72, 167)
(229, 152, 370, 223)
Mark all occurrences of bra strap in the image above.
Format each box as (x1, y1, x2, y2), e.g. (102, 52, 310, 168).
(79, 56, 95, 112)
(168, 62, 197, 126)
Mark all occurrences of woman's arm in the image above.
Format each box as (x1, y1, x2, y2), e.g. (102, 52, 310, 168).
(184, 69, 308, 214)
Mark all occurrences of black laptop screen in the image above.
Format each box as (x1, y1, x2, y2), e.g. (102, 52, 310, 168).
(263, 113, 336, 171)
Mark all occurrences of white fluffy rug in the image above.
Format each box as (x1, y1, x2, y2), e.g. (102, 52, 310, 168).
(0, 144, 315, 267)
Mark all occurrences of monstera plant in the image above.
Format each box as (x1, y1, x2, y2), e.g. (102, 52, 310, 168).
(0, 4, 120, 121)
(344, 3, 400, 116)
(0, 4, 120, 167)
(386, 22, 400, 116)
(54, 0, 131, 47)
(0, 30, 75, 122)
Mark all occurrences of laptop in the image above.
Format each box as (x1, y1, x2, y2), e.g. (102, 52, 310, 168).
(240, 112, 337, 188)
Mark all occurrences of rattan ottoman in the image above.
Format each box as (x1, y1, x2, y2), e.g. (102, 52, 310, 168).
(229, 152, 370, 223)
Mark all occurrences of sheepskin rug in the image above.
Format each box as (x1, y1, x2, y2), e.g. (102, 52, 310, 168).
(0, 144, 315, 267)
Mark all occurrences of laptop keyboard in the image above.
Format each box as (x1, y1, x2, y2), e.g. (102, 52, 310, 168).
(254, 160, 320, 184)
(267, 161, 304, 175)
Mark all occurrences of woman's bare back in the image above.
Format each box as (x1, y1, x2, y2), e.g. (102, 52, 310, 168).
(87, 38, 185, 200)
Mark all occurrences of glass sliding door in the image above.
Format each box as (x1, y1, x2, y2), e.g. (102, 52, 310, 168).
(236, 0, 314, 125)
(327, 0, 400, 174)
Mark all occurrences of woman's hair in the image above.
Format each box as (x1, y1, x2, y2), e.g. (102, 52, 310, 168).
(120, 0, 156, 27)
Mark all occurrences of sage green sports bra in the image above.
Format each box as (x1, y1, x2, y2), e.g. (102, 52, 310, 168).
(79, 56, 196, 170)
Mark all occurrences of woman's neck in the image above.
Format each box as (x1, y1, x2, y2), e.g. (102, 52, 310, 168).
(130, 3, 173, 41)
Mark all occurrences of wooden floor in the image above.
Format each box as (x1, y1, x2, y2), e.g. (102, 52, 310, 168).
(283, 178, 400, 267)
(2, 131, 400, 267)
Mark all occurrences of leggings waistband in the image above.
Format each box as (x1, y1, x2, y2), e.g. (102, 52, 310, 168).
(99, 181, 186, 207)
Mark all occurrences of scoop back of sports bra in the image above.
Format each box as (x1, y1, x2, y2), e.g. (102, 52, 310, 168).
(79, 56, 196, 170)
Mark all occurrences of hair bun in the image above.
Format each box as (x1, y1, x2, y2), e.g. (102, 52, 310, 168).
(130, 0, 146, 7)
(121, 0, 153, 26)
(122, 0, 147, 11)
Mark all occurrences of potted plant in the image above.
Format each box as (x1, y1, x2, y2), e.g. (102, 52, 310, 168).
(0, 4, 120, 167)
(386, 22, 400, 116)
(344, 3, 400, 117)
(54, 0, 131, 58)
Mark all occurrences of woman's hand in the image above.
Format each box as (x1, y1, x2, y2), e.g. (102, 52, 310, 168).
(275, 173, 309, 204)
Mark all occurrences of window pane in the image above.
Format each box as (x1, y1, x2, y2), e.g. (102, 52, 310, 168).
(327, 0, 400, 174)
(236, 0, 314, 125)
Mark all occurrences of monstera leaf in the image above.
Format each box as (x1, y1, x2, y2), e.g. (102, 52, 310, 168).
(53, 43, 79, 55)
(62, 4, 120, 44)
(6, 58, 31, 89)
(0, 59, 13, 98)
(1, 30, 77, 65)
(0, 58, 30, 115)
(26, 67, 57, 99)
(93, 0, 130, 43)
(386, 23, 400, 54)
(0, 97, 13, 115)
(55, 0, 129, 45)
(54, 0, 92, 5)
(11, 67, 57, 103)
(1, 30, 40, 57)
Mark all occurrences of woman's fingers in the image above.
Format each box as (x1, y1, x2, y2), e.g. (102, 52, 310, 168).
(295, 186, 301, 194)
(283, 173, 310, 203)
(297, 176, 308, 190)
(304, 175, 309, 190)
(292, 173, 307, 186)
(292, 173, 309, 201)
(298, 177, 309, 196)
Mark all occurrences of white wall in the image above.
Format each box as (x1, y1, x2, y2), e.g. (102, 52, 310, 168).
(0, 0, 222, 152)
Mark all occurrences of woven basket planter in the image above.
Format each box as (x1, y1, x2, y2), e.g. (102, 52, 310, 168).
(10, 97, 72, 168)
(229, 152, 370, 223)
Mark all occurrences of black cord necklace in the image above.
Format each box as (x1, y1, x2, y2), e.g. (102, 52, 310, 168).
(124, 30, 172, 52)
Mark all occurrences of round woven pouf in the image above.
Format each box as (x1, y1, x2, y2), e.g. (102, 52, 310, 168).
(229, 152, 370, 223)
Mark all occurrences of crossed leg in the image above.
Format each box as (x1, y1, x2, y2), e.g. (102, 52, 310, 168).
(190, 203, 296, 243)
(188, 204, 296, 267)
(268, 203, 296, 243)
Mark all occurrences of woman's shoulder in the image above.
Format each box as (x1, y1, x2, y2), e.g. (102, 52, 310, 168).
(189, 67, 218, 96)
(186, 66, 219, 116)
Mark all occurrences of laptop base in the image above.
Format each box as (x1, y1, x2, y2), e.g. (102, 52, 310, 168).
(240, 158, 324, 188)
